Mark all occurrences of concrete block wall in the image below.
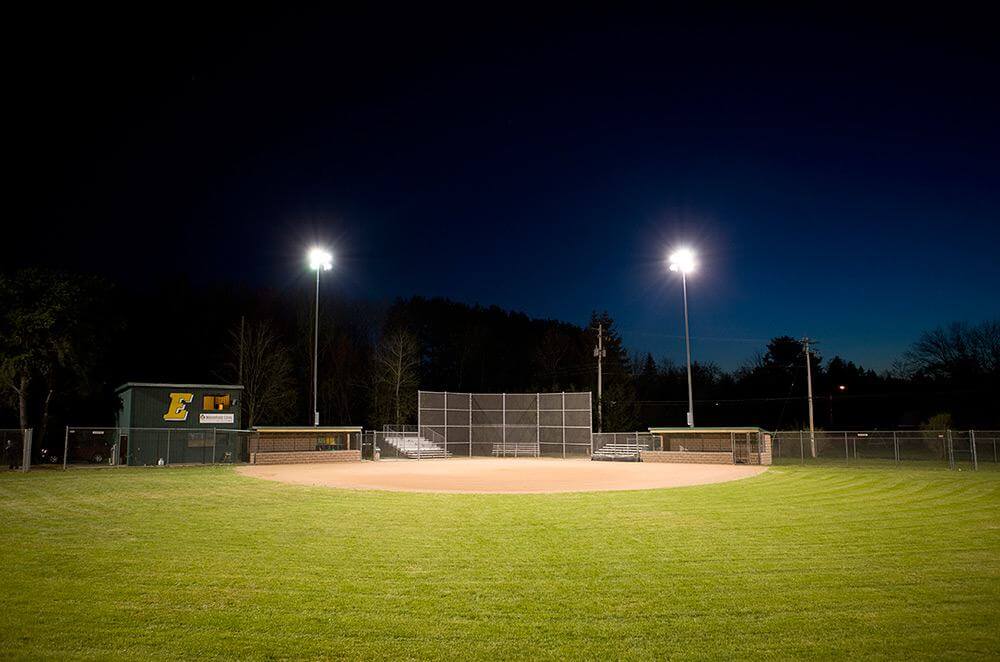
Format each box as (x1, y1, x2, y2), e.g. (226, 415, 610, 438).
(249, 450, 361, 465)
(640, 450, 734, 464)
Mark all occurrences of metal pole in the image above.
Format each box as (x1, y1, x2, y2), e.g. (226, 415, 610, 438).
(313, 268, 320, 427)
(803, 338, 816, 457)
(946, 430, 955, 470)
(443, 393, 448, 457)
(535, 394, 540, 457)
(589, 392, 594, 454)
(166, 428, 171, 465)
(893, 430, 899, 464)
(502, 393, 506, 456)
(844, 431, 849, 466)
(970, 430, 978, 471)
(212, 427, 217, 465)
(682, 274, 694, 427)
(23, 429, 33, 473)
(561, 392, 566, 459)
(63, 426, 69, 471)
(596, 324, 604, 433)
(799, 430, 804, 464)
(469, 393, 473, 458)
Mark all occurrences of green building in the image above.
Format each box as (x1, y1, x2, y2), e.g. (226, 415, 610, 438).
(114, 382, 244, 465)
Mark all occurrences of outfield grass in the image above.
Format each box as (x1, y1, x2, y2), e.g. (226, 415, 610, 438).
(1, 465, 998, 660)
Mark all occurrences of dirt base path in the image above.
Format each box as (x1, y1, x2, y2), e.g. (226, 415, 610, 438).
(236, 458, 767, 494)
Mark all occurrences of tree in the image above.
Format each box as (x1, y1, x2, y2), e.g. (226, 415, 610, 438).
(371, 330, 420, 427)
(225, 318, 296, 428)
(0, 269, 111, 442)
(900, 320, 1000, 380)
(534, 328, 572, 390)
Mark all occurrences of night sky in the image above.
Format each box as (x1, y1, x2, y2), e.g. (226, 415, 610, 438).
(10, 6, 999, 370)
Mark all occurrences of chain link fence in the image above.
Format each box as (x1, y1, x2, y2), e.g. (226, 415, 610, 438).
(771, 430, 998, 470)
(61, 427, 254, 468)
(418, 391, 593, 458)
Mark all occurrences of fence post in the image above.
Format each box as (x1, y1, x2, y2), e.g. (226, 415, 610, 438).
(469, 393, 473, 458)
(502, 393, 506, 457)
(893, 431, 899, 464)
(844, 431, 849, 466)
(166, 429, 171, 466)
(63, 426, 69, 471)
(946, 430, 954, 470)
(589, 391, 594, 454)
(799, 430, 804, 464)
(212, 427, 218, 465)
(970, 430, 978, 471)
(562, 391, 568, 460)
(536, 394, 540, 456)
(22, 429, 33, 473)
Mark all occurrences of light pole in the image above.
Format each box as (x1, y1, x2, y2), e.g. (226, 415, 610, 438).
(308, 247, 333, 427)
(669, 248, 697, 427)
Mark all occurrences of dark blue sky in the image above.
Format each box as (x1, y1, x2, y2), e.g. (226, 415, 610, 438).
(11, 6, 999, 370)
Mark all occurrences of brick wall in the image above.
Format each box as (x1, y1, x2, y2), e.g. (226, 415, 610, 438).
(640, 450, 734, 464)
(249, 433, 357, 453)
(754, 435, 773, 466)
(249, 450, 361, 465)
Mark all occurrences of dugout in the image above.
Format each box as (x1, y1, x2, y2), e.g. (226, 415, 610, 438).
(249, 426, 363, 464)
(114, 382, 244, 465)
(644, 427, 772, 465)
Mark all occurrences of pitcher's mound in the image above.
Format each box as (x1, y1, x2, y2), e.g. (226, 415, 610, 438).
(236, 458, 767, 494)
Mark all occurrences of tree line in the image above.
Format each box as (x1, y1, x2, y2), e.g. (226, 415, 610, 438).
(2, 268, 997, 449)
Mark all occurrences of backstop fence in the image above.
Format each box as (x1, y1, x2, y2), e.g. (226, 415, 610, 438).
(417, 391, 593, 458)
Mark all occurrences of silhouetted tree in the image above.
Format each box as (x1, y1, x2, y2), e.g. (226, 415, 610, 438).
(225, 318, 296, 428)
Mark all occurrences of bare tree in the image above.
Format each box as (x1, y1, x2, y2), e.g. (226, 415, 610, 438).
(226, 319, 296, 428)
(900, 320, 1000, 379)
(371, 330, 420, 427)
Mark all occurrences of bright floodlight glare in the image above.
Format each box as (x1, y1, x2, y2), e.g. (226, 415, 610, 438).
(308, 247, 333, 271)
(668, 248, 696, 274)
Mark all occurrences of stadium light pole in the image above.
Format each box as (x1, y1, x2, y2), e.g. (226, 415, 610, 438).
(668, 248, 697, 428)
(308, 247, 333, 427)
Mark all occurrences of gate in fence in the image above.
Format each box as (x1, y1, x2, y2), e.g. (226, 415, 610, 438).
(1, 429, 32, 473)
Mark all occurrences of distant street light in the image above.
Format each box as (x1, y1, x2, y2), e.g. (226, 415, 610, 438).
(308, 247, 333, 427)
(668, 248, 697, 427)
(830, 384, 847, 426)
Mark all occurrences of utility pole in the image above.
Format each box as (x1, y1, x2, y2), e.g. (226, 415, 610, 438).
(802, 336, 817, 458)
(594, 324, 605, 432)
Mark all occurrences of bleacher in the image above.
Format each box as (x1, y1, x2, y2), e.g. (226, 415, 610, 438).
(384, 435, 451, 459)
(491, 442, 540, 458)
(591, 442, 648, 462)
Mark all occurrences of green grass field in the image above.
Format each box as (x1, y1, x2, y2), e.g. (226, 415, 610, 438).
(2, 465, 998, 660)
